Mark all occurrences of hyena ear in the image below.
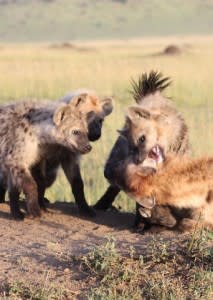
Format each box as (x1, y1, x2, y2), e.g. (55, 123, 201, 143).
(127, 106, 151, 122)
(53, 105, 71, 126)
(101, 97, 113, 116)
(117, 129, 128, 140)
(69, 93, 88, 107)
(86, 111, 96, 123)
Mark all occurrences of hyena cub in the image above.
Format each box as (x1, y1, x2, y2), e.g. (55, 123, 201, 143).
(125, 151, 213, 231)
(94, 71, 190, 227)
(34, 91, 113, 217)
(0, 100, 92, 219)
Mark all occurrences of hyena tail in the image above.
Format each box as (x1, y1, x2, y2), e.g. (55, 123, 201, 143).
(130, 70, 171, 104)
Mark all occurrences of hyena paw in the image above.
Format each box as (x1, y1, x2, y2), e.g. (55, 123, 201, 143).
(136, 196, 155, 209)
(79, 206, 96, 218)
(12, 210, 25, 220)
(27, 202, 41, 218)
(138, 207, 152, 218)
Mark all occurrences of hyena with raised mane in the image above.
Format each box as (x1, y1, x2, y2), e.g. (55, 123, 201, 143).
(125, 151, 213, 231)
(94, 71, 190, 227)
(0, 100, 92, 219)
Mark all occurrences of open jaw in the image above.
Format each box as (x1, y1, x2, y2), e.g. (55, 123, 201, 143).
(147, 144, 164, 164)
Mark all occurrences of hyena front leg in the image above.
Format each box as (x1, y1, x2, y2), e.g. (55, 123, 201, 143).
(0, 186, 6, 203)
(61, 156, 95, 217)
(0, 170, 7, 203)
(31, 163, 47, 210)
(94, 185, 120, 210)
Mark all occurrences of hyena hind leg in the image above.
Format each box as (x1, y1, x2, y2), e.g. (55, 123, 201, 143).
(9, 166, 41, 217)
(7, 176, 24, 220)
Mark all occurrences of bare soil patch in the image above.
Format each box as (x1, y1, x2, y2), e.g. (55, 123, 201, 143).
(0, 202, 211, 299)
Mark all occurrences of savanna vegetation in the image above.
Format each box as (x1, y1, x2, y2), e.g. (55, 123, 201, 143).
(0, 0, 213, 42)
(0, 37, 212, 210)
(0, 37, 212, 299)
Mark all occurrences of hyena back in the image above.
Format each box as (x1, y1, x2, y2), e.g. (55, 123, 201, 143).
(0, 100, 92, 219)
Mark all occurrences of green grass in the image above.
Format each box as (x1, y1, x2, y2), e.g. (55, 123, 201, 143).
(1, 231, 212, 299)
(0, 39, 213, 210)
(79, 231, 213, 299)
(0, 0, 213, 42)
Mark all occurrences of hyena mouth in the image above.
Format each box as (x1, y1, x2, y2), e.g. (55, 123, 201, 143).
(80, 144, 92, 154)
(148, 145, 164, 164)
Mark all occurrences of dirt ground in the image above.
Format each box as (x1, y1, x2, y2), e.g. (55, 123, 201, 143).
(0, 202, 193, 299)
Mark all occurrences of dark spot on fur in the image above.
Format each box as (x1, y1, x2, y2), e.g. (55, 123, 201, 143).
(206, 190, 213, 203)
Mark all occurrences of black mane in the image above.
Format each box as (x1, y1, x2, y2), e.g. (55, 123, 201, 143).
(130, 71, 171, 103)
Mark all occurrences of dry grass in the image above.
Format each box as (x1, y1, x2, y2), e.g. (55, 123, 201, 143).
(0, 38, 213, 211)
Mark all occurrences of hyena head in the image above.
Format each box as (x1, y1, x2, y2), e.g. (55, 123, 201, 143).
(53, 104, 92, 154)
(118, 106, 178, 164)
(67, 93, 113, 141)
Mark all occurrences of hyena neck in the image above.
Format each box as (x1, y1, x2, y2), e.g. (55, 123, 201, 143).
(34, 120, 60, 146)
(26, 106, 61, 146)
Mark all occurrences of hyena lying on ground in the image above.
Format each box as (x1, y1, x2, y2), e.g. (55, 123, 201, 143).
(94, 71, 190, 227)
(0, 91, 113, 217)
(125, 149, 213, 231)
(0, 100, 93, 219)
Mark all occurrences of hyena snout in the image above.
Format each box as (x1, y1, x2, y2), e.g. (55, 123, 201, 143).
(130, 147, 146, 164)
(81, 143, 92, 154)
(88, 119, 102, 141)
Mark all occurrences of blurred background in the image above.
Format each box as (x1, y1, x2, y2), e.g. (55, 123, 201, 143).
(0, 0, 213, 211)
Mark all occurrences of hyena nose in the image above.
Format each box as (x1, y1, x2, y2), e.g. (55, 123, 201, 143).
(85, 144, 92, 153)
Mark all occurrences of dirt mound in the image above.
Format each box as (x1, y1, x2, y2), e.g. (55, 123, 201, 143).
(49, 42, 95, 52)
(162, 44, 182, 55)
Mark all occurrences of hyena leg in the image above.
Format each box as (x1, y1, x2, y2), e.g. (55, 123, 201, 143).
(31, 164, 47, 210)
(134, 204, 177, 230)
(133, 203, 151, 229)
(0, 171, 7, 203)
(7, 176, 23, 219)
(61, 158, 95, 217)
(176, 218, 198, 232)
(94, 185, 120, 210)
(0, 185, 6, 203)
(21, 172, 41, 218)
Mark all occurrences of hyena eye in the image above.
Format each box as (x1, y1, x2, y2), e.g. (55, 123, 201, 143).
(138, 135, 146, 144)
(72, 130, 81, 135)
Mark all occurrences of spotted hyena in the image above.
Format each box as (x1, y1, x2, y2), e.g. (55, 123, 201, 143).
(0, 100, 92, 219)
(0, 91, 113, 218)
(125, 150, 213, 231)
(94, 71, 190, 228)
